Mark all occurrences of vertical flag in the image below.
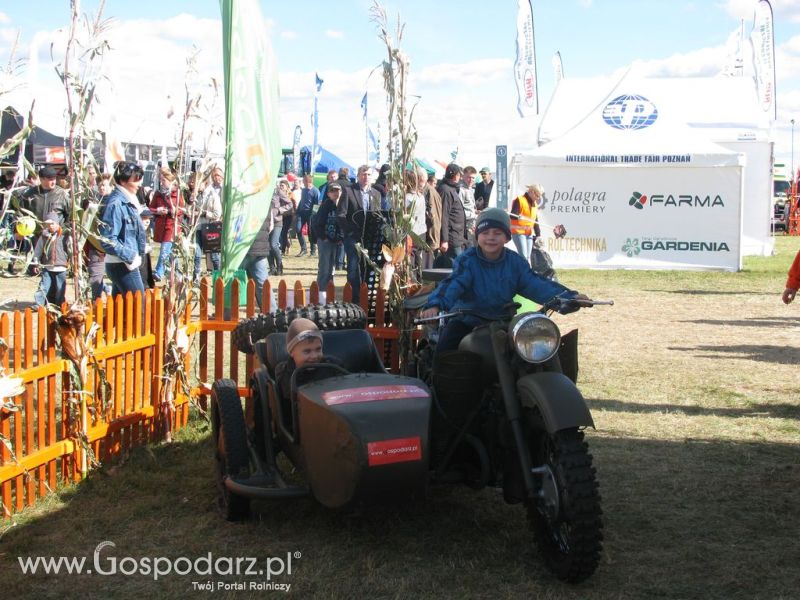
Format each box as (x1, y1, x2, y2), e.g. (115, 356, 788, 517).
(722, 20, 744, 77)
(552, 51, 564, 82)
(376, 122, 381, 165)
(368, 126, 378, 162)
(361, 91, 369, 163)
(292, 125, 302, 174)
(750, 0, 776, 119)
(311, 73, 324, 177)
(514, 0, 538, 117)
(220, 0, 282, 280)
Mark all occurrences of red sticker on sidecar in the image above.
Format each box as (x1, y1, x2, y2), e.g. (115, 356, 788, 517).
(322, 384, 427, 405)
(367, 437, 423, 466)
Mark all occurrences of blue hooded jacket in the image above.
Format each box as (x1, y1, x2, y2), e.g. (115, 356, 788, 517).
(424, 247, 574, 318)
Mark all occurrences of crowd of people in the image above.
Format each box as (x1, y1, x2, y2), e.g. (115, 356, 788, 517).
(2, 158, 798, 317)
(0, 159, 548, 310)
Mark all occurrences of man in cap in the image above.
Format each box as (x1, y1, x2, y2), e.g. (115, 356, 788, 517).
(474, 167, 494, 211)
(436, 163, 468, 259)
(274, 318, 345, 402)
(312, 180, 345, 291)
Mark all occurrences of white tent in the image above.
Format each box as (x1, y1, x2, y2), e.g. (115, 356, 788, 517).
(510, 88, 745, 271)
(536, 74, 772, 257)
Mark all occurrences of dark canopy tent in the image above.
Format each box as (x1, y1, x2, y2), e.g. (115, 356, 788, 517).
(0, 106, 73, 166)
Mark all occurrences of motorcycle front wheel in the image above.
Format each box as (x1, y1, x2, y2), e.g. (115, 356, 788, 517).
(525, 419, 603, 583)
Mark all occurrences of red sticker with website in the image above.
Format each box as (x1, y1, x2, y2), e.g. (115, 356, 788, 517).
(322, 385, 427, 406)
(367, 437, 423, 466)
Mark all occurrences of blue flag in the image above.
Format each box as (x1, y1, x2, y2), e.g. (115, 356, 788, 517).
(315, 73, 324, 92)
(360, 92, 368, 121)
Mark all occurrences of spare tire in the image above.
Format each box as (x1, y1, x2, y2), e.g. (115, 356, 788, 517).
(232, 302, 367, 354)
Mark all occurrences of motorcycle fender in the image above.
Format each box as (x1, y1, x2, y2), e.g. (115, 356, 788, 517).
(517, 372, 594, 432)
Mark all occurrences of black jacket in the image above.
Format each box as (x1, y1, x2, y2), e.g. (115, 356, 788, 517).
(474, 180, 494, 211)
(312, 197, 343, 243)
(246, 215, 272, 257)
(337, 181, 381, 239)
(437, 179, 467, 249)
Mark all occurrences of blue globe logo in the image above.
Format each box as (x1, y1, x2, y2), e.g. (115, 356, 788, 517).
(602, 94, 658, 130)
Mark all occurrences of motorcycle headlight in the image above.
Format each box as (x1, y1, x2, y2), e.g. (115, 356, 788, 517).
(510, 314, 561, 363)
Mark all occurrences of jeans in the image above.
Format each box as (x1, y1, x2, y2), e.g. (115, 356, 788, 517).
(85, 246, 106, 300)
(105, 261, 145, 299)
(316, 239, 338, 290)
(35, 269, 67, 307)
(239, 254, 276, 311)
(280, 215, 293, 254)
(336, 243, 345, 269)
(154, 240, 172, 279)
(436, 314, 483, 353)
(295, 211, 315, 254)
(194, 230, 220, 281)
(512, 233, 532, 260)
(267, 227, 283, 274)
(343, 236, 362, 304)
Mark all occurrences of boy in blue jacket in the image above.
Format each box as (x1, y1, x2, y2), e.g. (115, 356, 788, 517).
(418, 208, 589, 352)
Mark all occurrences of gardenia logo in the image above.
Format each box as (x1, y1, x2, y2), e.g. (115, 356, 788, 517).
(621, 238, 730, 254)
(602, 95, 658, 130)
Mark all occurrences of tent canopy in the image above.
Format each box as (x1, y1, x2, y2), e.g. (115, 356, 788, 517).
(1, 106, 68, 165)
(531, 74, 772, 257)
(301, 144, 355, 175)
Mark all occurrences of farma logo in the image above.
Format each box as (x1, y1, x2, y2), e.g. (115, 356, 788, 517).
(602, 95, 658, 130)
(627, 191, 725, 209)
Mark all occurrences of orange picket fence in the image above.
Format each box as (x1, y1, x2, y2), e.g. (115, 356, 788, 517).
(0, 276, 404, 520)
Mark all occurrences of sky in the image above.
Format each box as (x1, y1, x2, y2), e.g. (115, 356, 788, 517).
(0, 0, 799, 174)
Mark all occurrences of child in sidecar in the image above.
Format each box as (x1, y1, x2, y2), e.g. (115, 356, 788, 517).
(418, 208, 589, 352)
(274, 318, 345, 401)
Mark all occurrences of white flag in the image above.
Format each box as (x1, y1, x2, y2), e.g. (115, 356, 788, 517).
(514, 0, 538, 117)
(750, 0, 775, 119)
(552, 51, 564, 82)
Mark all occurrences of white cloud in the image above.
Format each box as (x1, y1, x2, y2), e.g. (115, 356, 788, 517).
(281, 31, 297, 40)
(325, 30, 344, 40)
(0, 12, 10, 25)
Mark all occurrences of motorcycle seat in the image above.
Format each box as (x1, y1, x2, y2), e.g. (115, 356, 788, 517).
(264, 329, 386, 376)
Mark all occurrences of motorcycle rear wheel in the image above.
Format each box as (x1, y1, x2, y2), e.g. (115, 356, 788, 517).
(526, 423, 603, 583)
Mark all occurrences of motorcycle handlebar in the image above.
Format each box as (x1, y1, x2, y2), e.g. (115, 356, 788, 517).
(412, 298, 613, 324)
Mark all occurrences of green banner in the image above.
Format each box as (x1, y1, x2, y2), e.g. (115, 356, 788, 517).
(220, 0, 282, 282)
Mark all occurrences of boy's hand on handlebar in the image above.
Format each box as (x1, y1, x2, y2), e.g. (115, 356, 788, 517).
(573, 293, 594, 307)
(419, 307, 439, 320)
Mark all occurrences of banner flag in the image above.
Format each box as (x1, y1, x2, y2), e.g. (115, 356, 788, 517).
(219, 0, 282, 280)
(311, 73, 323, 176)
(361, 92, 368, 121)
(552, 51, 564, 81)
(722, 20, 744, 77)
(750, 0, 776, 119)
(513, 0, 538, 117)
(368, 126, 378, 161)
(292, 125, 302, 173)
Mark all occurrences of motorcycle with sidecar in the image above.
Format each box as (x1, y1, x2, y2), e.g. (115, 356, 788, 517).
(211, 276, 609, 582)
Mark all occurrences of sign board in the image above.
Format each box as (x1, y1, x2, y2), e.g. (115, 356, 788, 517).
(495, 145, 508, 210)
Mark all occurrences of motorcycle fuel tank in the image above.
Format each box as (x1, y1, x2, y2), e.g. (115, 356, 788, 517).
(296, 373, 431, 508)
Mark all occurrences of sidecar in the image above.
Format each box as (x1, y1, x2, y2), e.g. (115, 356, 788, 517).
(211, 328, 432, 520)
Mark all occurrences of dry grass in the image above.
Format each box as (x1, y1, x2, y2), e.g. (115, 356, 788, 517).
(0, 237, 798, 599)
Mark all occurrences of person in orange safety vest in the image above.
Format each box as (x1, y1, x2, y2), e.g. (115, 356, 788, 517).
(509, 183, 543, 259)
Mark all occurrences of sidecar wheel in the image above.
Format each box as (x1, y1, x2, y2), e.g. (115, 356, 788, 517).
(526, 425, 603, 583)
(211, 379, 251, 521)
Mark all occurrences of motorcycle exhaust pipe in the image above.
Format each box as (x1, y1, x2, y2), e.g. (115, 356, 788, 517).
(490, 323, 538, 499)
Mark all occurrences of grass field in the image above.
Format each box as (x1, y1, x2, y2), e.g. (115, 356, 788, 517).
(1, 237, 798, 599)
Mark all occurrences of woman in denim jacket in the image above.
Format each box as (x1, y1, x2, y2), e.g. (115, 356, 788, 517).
(98, 161, 147, 298)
